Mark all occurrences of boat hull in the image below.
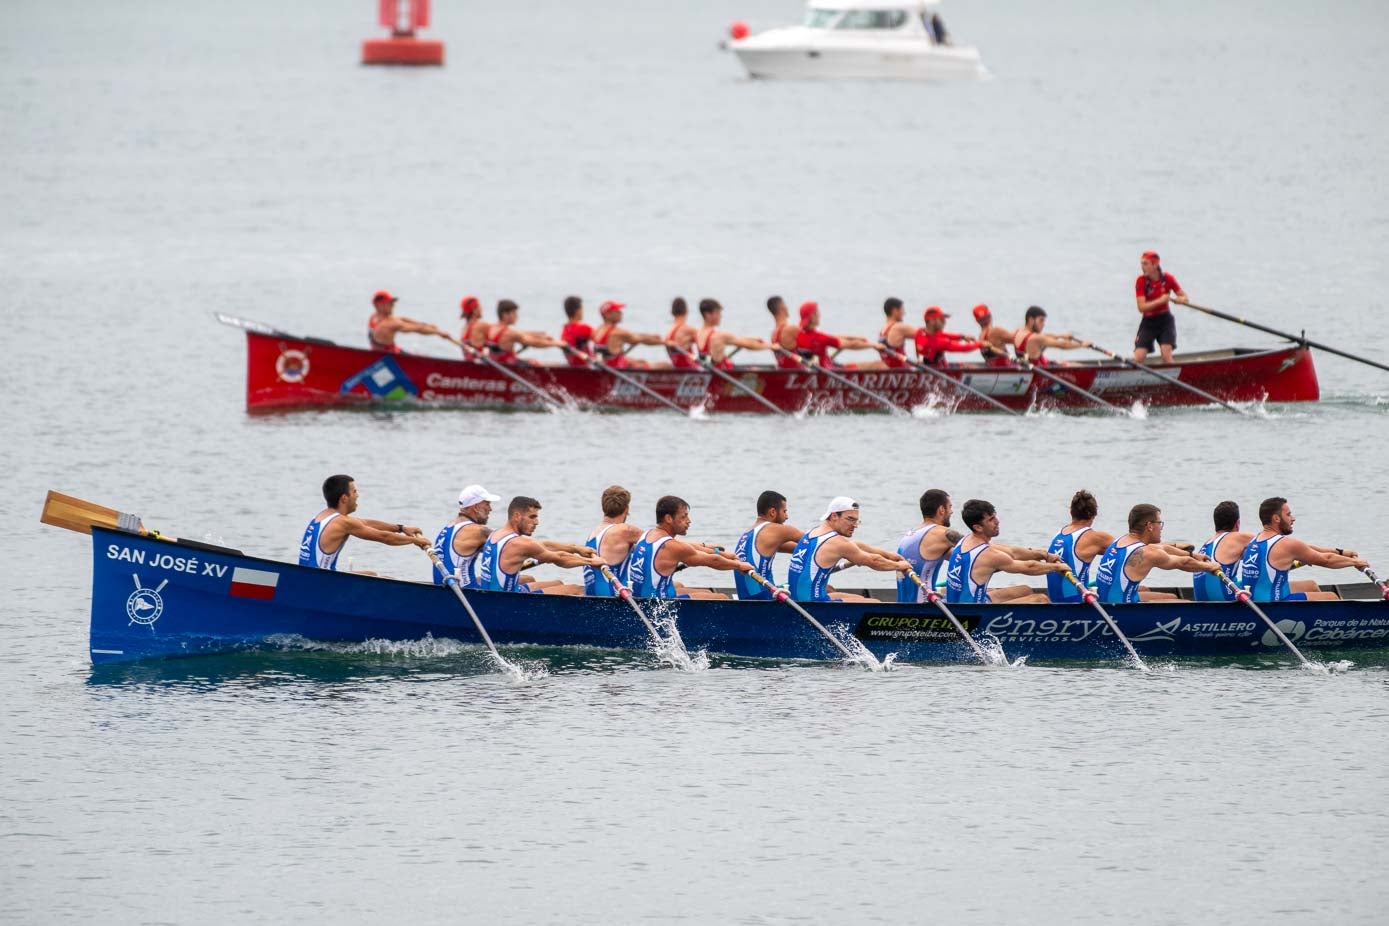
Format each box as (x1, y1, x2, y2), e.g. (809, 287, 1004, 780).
(243, 331, 1320, 414)
(90, 528, 1388, 665)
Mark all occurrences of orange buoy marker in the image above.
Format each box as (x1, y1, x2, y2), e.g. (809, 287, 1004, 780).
(362, 0, 444, 66)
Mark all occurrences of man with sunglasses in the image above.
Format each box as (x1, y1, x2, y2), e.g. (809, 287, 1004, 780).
(1094, 503, 1219, 604)
(786, 497, 910, 602)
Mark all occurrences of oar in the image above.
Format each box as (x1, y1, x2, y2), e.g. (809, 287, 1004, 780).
(880, 345, 1020, 416)
(41, 490, 174, 540)
(1211, 569, 1314, 668)
(905, 569, 990, 663)
(214, 312, 295, 338)
(447, 335, 569, 411)
(745, 570, 879, 669)
(600, 564, 667, 649)
(1360, 565, 1389, 601)
(667, 344, 788, 416)
(424, 547, 525, 677)
(1063, 571, 1149, 670)
(773, 347, 905, 415)
(1180, 301, 1389, 375)
(997, 348, 1125, 413)
(1080, 339, 1251, 416)
(561, 346, 689, 415)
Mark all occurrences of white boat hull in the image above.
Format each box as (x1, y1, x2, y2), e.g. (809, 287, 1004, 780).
(732, 41, 985, 80)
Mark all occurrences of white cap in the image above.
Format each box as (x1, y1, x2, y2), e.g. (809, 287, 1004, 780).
(820, 496, 859, 520)
(458, 484, 501, 508)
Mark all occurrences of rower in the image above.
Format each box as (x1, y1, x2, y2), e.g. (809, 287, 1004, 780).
(895, 489, 961, 603)
(478, 496, 602, 596)
(299, 474, 430, 574)
(1045, 490, 1115, 603)
(696, 298, 773, 368)
(1013, 306, 1090, 365)
(560, 295, 593, 367)
(628, 496, 751, 599)
(876, 297, 918, 369)
(787, 497, 910, 603)
(794, 302, 875, 368)
(1192, 500, 1254, 601)
(665, 297, 701, 369)
(431, 484, 501, 587)
(733, 490, 806, 601)
(592, 301, 666, 369)
(486, 299, 567, 364)
(583, 485, 645, 597)
(768, 295, 802, 369)
(1240, 497, 1367, 602)
(944, 499, 1070, 604)
(459, 295, 486, 355)
(1094, 504, 1220, 604)
(367, 290, 450, 353)
(914, 306, 982, 367)
(972, 304, 1014, 367)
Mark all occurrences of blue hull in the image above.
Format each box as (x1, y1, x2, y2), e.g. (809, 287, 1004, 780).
(90, 527, 1389, 665)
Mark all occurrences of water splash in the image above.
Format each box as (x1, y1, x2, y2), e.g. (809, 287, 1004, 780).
(686, 404, 710, 422)
(829, 623, 891, 672)
(1128, 399, 1149, 419)
(1318, 659, 1355, 674)
(977, 633, 1027, 668)
(644, 601, 709, 671)
(262, 633, 548, 679)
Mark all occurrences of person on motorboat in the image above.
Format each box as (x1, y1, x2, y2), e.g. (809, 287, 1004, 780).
(591, 301, 670, 369)
(367, 290, 451, 353)
(478, 496, 602, 596)
(945, 499, 1070, 605)
(486, 299, 567, 365)
(299, 474, 430, 574)
(695, 298, 775, 369)
(767, 295, 802, 369)
(895, 489, 961, 603)
(1013, 306, 1091, 365)
(733, 490, 808, 601)
(787, 497, 910, 603)
(1133, 250, 1187, 364)
(628, 495, 751, 600)
(793, 302, 875, 368)
(582, 485, 646, 597)
(971, 304, 1015, 366)
(1094, 504, 1220, 604)
(1045, 490, 1116, 604)
(913, 306, 981, 367)
(431, 484, 501, 587)
(1241, 497, 1367, 602)
(876, 297, 919, 369)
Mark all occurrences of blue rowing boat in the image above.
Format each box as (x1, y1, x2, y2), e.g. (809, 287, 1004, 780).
(86, 527, 1389, 665)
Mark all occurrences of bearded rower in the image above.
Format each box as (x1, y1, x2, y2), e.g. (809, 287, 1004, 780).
(913, 306, 981, 367)
(794, 302, 875, 368)
(628, 496, 751, 600)
(665, 298, 700, 369)
(945, 499, 1070, 605)
(478, 496, 602, 596)
(486, 299, 567, 364)
(1241, 497, 1367, 602)
(1094, 504, 1220, 604)
(367, 290, 450, 353)
(768, 295, 802, 369)
(971, 304, 1015, 367)
(583, 485, 646, 597)
(787, 497, 910, 603)
(1045, 490, 1116, 603)
(431, 484, 501, 587)
(733, 490, 807, 601)
(1013, 306, 1091, 365)
(591, 301, 666, 369)
(876, 298, 918, 369)
(695, 298, 773, 368)
(896, 489, 961, 603)
(300, 474, 430, 574)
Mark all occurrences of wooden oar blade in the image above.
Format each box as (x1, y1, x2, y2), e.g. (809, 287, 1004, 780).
(41, 490, 142, 535)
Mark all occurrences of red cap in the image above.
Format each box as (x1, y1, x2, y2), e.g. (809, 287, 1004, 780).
(372, 289, 397, 305)
(923, 305, 948, 321)
(1141, 250, 1160, 263)
(599, 300, 625, 315)
(798, 301, 818, 322)
(459, 295, 480, 315)
(972, 304, 991, 322)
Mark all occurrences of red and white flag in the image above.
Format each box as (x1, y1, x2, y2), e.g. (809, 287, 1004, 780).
(229, 567, 279, 601)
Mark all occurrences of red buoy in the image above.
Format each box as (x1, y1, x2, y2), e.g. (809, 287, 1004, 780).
(363, 0, 444, 66)
(729, 20, 750, 41)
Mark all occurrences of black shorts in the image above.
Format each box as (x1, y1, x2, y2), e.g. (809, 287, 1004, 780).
(1135, 312, 1177, 352)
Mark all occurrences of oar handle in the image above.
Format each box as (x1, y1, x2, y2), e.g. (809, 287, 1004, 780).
(1062, 570, 1098, 604)
(1213, 567, 1254, 602)
(1359, 565, 1389, 600)
(747, 568, 790, 602)
(599, 563, 633, 600)
(905, 568, 941, 603)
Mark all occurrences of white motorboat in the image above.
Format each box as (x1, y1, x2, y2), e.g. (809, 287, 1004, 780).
(728, 0, 985, 81)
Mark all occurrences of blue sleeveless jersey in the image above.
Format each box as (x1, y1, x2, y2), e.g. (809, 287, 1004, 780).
(1045, 526, 1092, 603)
(1193, 532, 1243, 601)
(1095, 540, 1144, 604)
(945, 540, 991, 604)
(478, 531, 523, 592)
(896, 524, 943, 603)
(734, 522, 776, 600)
(786, 530, 837, 602)
(583, 524, 632, 597)
(628, 533, 676, 599)
(1242, 534, 1294, 602)
(431, 519, 479, 588)
(299, 513, 344, 571)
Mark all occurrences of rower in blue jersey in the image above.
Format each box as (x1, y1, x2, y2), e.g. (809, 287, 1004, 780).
(582, 485, 645, 596)
(477, 496, 603, 595)
(430, 484, 500, 587)
(1240, 496, 1366, 602)
(896, 489, 959, 602)
(733, 490, 806, 600)
(1093, 503, 1220, 604)
(628, 495, 751, 600)
(1192, 500, 1254, 602)
(786, 496, 909, 602)
(1045, 490, 1115, 603)
(299, 473, 430, 573)
(945, 499, 1067, 605)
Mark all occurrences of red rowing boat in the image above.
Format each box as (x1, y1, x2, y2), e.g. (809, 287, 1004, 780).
(236, 324, 1320, 414)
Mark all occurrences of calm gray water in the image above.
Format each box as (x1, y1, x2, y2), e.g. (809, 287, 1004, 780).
(4, 0, 1388, 922)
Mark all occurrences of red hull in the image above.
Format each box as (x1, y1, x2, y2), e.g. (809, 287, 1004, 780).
(243, 332, 1320, 414)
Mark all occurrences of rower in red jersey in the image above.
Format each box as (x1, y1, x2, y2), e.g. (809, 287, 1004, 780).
(664, 297, 700, 369)
(793, 302, 874, 368)
(559, 295, 593, 367)
(367, 290, 450, 353)
(972, 304, 1015, 366)
(767, 295, 802, 369)
(459, 295, 487, 355)
(914, 306, 982, 367)
(876, 297, 918, 369)
(591, 301, 666, 369)
(1012, 306, 1090, 365)
(486, 299, 566, 365)
(695, 298, 774, 369)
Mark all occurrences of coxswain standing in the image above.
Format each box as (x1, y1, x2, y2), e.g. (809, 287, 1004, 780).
(767, 296, 802, 369)
(591, 301, 667, 369)
(628, 496, 751, 600)
(1241, 497, 1367, 602)
(1093, 504, 1219, 604)
(914, 306, 981, 367)
(431, 484, 501, 587)
(478, 496, 602, 596)
(1133, 250, 1188, 364)
(971, 304, 1015, 366)
(665, 298, 700, 369)
(1013, 306, 1091, 365)
(786, 497, 909, 603)
(733, 490, 807, 601)
(1192, 500, 1255, 602)
(876, 297, 918, 368)
(1044, 490, 1116, 603)
(367, 290, 451, 353)
(583, 485, 646, 597)
(945, 499, 1070, 605)
(487, 299, 567, 364)
(559, 295, 594, 367)
(895, 489, 961, 603)
(695, 298, 774, 368)
(300, 474, 430, 574)
(794, 302, 875, 368)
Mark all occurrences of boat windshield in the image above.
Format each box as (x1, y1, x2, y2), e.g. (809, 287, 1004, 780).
(804, 9, 842, 28)
(835, 10, 908, 29)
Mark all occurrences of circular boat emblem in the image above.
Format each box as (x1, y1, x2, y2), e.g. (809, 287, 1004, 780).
(1261, 619, 1305, 648)
(126, 587, 164, 626)
(276, 349, 310, 383)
